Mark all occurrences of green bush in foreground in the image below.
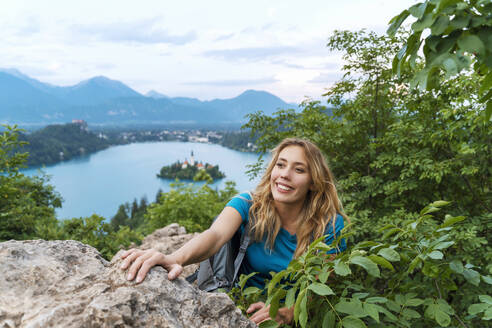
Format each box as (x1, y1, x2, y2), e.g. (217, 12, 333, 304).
(230, 202, 492, 327)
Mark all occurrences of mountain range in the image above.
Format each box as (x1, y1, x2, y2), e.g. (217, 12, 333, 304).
(0, 69, 297, 126)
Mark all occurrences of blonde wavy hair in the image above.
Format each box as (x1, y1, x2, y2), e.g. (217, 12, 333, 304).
(249, 138, 348, 258)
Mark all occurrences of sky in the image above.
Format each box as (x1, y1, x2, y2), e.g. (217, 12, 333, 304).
(1, 0, 417, 103)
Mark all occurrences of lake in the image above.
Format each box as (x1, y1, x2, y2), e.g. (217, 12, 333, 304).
(22, 142, 262, 219)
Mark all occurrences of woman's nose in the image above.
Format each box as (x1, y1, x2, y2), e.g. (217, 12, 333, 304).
(280, 167, 290, 179)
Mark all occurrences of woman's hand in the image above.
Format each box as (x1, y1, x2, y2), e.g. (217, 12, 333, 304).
(247, 302, 294, 325)
(119, 248, 183, 283)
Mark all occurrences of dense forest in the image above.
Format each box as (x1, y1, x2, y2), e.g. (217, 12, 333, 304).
(1, 1, 491, 326)
(17, 122, 112, 167)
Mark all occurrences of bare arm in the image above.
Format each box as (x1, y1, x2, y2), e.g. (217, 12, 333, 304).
(120, 206, 243, 282)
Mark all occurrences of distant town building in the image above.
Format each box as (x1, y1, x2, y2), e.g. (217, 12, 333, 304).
(72, 119, 88, 131)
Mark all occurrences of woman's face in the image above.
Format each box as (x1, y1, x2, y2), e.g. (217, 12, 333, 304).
(270, 145, 313, 207)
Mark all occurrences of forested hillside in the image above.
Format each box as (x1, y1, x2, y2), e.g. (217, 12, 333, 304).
(18, 123, 112, 167)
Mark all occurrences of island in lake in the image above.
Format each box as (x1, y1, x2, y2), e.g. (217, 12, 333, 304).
(157, 151, 225, 181)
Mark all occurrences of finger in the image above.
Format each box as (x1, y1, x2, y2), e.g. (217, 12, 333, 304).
(120, 250, 142, 269)
(167, 264, 183, 280)
(135, 256, 159, 283)
(127, 252, 152, 281)
(120, 248, 136, 259)
(250, 311, 271, 324)
(246, 302, 265, 314)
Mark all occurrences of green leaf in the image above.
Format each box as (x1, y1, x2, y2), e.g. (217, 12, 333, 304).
(468, 303, 489, 315)
(341, 316, 367, 328)
(479, 72, 492, 95)
(408, 256, 422, 273)
(239, 272, 256, 290)
(479, 295, 492, 305)
(319, 271, 330, 284)
(285, 287, 297, 309)
(428, 251, 444, 259)
(378, 224, 396, 232)
(482, 275, 492, 285)
(458, 34, 486, 56)
(294, 289, 306, 325)
(322, 311, 335, 328)
(486, 99, 492, 122)
(352, 293, 369, 299)
(379, 306, 398, 321)
(334, 260, 352, 276)
(366, 297, 388, 304)
(367, 255, 394, 271)
(387, 10, 410, 36)
(420, 205, 440, 215)
(442, 55, 458, 76)
(402, 308, 421, 319)
(431, 200, 450, 207)
(435, 309, 451, 326)
(243, 286, 261, 296)
(259, 320, 279, 328)
(409, 2, 427, 19)
(434, 241, 454, 250)
(377, 248, 400, 262)
(308, 282, 335, 296)
(411, 13, 436, 32)
(463, 268, 481, 286)
(268, 289, 283, 319)
(449, 260, 463, 273)
(363, 303, 379, 322)
(483, 306, 492, 320)
(382, 228, 400, 240)
(431, 15, 450, 35)
(350, 256, 380, 277)
(300, 295, 308, 328)
(406, 298, 425, 307)
(335, 299, 365, 317)
(268, 270, 286, 296)
(440, 215, 465, 228)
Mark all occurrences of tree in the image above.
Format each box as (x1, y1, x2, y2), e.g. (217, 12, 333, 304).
(110, 203, 130, 231)
(145, 181, 237, 233)
(388, 0, 492, 120)
(0, 125, 62, 240)
(236, 29, 491, 327)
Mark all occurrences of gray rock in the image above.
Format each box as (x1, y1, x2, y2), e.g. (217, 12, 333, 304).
(138, 224, 199, 277)
(0, 240, 256, 328)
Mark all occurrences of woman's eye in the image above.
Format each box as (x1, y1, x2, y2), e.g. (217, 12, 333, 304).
(276, 163, 284, 168)
(296, 168, 305, 173)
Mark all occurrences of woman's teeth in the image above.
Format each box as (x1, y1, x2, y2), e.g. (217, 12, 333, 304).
(278, 184, 292, 191)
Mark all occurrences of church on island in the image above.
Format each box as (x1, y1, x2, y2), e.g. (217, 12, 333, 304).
(158, 151, 225, 181)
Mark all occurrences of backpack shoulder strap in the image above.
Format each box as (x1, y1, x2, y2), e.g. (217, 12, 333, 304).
(232, 220, 250, 285)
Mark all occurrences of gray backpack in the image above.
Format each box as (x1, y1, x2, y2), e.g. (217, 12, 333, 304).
(186, 220, 250, 292)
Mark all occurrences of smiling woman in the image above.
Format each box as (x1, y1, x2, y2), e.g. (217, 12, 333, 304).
(119, 137, 348, 325)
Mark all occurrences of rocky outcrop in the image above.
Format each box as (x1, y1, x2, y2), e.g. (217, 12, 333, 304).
(138, 223, 199, 277)
(0, 239, 256, 328)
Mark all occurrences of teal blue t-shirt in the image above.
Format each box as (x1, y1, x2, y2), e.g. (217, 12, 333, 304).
(226, 192, 347, 289)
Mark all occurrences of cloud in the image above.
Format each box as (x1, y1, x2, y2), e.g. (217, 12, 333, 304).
(203, 46, 303, 61)
(17, 16, 41, 35)
(71, 17, 196, 45)
(214, 33, 235, 42)
(182, 76, 278, 86)
(270, 59, 306, 69)
(308, 72, 342, 84)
